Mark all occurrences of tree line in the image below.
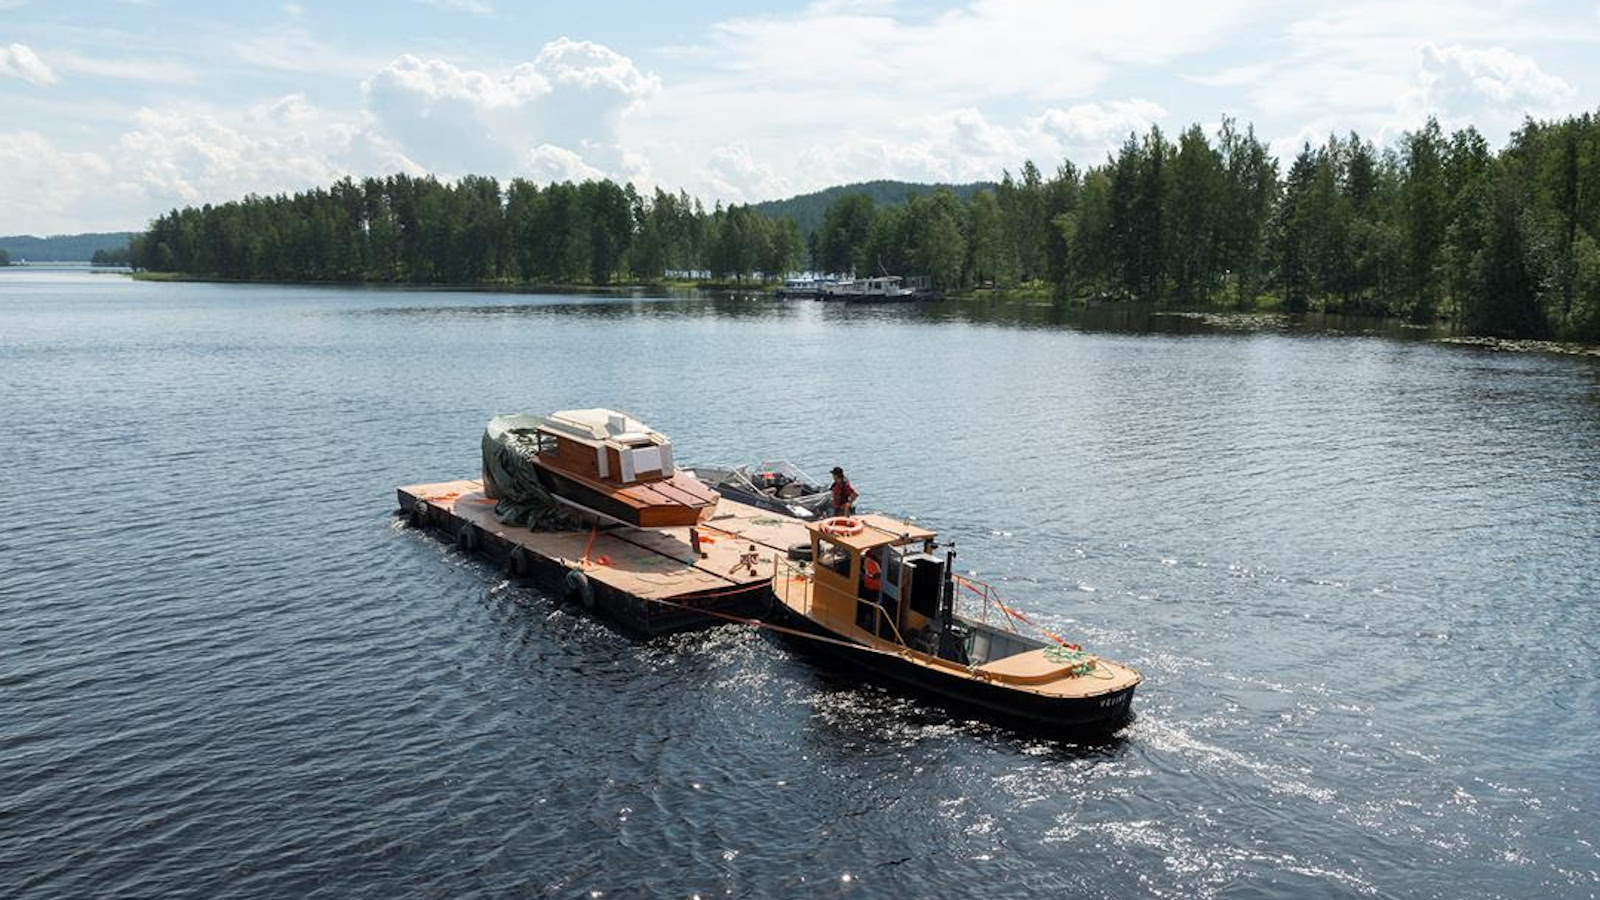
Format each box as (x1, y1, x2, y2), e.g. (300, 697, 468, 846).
(133, 110, 1600, 340)
(806, 113, 1599, 340)
(132, 175, 802, 287)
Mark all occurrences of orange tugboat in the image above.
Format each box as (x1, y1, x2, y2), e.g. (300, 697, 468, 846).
(771, 514, 1141, 731)
(482, 409, 718, 528)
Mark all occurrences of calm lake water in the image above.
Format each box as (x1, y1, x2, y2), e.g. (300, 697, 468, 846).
(2, 268, 1598, 899)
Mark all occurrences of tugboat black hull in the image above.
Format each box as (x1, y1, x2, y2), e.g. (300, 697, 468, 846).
(766, 602, 1136, 733)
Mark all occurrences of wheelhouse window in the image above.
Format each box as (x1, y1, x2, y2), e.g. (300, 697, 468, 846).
(818, 536, 853, 579)
(536, 432, 559, 456)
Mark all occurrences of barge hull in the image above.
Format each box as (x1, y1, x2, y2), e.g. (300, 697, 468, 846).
(398, 479, 790, 636)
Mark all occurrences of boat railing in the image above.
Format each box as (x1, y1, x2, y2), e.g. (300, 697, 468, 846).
(773, 556, 813, 619)
(951, 573, 1021, 634)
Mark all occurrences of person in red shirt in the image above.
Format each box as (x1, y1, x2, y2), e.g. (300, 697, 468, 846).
(829, 467, 858, 516)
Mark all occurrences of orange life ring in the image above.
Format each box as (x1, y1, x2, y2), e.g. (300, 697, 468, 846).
(819, 516, 864, 537)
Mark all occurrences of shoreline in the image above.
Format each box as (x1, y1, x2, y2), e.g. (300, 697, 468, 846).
(117, 271, 1600, 353)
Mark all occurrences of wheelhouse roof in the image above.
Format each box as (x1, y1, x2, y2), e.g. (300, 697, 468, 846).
(808, 513, 936, 551)
(540, 408, 668, 447)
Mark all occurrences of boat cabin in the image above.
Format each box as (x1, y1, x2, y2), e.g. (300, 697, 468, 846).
(771, 513, 1144, 724)
(794, 515, 1048, 666)
(535, 408, 676, 486)
(802, 516, 962, 654)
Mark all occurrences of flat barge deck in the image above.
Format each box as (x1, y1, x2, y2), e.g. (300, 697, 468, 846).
(397, 479, 813, 634)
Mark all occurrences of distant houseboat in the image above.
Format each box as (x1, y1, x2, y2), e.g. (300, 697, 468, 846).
(775, 277, 835, 299)
(820, 275, 934, 302)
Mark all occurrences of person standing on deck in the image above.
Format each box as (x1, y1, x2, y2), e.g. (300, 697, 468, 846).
(830, 467, 858, 516)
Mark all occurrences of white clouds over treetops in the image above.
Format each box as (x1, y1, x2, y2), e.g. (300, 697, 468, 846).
(362, 38, 656, 180)
(0, 96, 418, 234)
(1, 1, 1597, 234)
(1417, 43, 1576, 119)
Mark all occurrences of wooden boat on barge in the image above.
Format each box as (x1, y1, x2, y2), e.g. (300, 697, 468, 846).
(769, 514, 1140, 731)
(483, 409, 718, 528)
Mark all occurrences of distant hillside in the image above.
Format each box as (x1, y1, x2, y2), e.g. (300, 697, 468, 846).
(0, 232, 137, 262)
(751, 180, 996, 236)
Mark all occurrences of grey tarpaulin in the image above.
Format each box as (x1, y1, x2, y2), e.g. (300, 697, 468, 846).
(480, 414, 578, 531)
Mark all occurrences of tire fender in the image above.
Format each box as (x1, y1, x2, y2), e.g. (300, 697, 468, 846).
(564, 569, 595, 611)
(507, 545, 531, 579)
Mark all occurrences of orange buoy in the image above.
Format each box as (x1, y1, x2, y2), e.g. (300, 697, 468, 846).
(818, 516, 864, 537)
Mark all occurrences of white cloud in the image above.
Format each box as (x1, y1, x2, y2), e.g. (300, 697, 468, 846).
(1029, 100, 1170, 155)
(0, 131, 111, 233)
(1188, 1, 1597, 160)
(708, 0, 1264, 104)
(0, 95, 420, 233)
(701, 143, 792, 203)
(524, 144, 604, 182)
(362, 38, 657, 180)
(0, 43, 57, 86)
(112, 95, 420, 207)
(1416, 43, 1575, 115)
(623, 0, 1240, 202)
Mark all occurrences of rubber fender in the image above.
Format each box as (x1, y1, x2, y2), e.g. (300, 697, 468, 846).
(786, 541, 813, 561)
(457, 522, 477, 552)
(408, 499, 429, 527)
(564, 569, 595, 610)
(507, 546, 531, 579)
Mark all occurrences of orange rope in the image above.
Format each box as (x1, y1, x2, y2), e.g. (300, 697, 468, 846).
(579, 524, 599, 568)
(954, 574, 1079, 650)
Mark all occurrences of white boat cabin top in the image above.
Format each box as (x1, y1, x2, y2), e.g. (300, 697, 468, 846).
(536, 408, 677, 485)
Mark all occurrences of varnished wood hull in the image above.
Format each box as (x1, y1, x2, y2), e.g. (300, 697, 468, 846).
(767, 601, 1137, 733)
(534, 464, 715, 528)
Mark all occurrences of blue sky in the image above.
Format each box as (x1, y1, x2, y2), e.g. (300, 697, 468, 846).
(2, 0, 1596, 234)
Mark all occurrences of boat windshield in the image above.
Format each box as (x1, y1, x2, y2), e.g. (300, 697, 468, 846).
(817, 536, 852, 578)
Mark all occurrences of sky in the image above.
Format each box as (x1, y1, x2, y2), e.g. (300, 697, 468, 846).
(1, 0, 1596, 235)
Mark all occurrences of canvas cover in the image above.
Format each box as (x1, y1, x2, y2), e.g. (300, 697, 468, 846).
(481, 414, 577, 531)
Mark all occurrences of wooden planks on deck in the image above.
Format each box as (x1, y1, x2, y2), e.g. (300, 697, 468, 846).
(396, 478, 814, 630)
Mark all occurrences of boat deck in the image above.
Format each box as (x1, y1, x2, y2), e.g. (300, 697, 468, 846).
(397, 479, 814, 634)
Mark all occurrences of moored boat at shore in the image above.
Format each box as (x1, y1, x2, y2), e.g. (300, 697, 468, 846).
(769, 514, 1140, 731)
(775, 277, 836, 299)
(821, 274, 915, 301)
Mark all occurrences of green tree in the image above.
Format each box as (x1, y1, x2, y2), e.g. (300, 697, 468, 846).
(816, 193, 876, 275)
(1401, 118, 1449, 320)
(1167, 124, 1222, 304)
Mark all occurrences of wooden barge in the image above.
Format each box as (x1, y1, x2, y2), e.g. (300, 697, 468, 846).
(397, 478, 810, 635)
